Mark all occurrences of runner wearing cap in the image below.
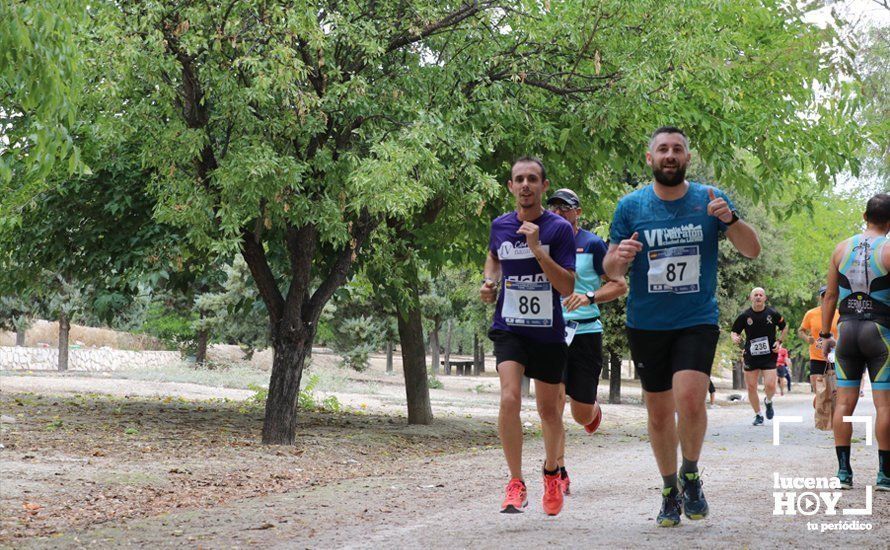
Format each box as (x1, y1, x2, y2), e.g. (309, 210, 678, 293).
(798, 286, 839, 392)
(546, 187, 627, 495)
(481, 157, 576, 515)
(603, 126, 761, 526)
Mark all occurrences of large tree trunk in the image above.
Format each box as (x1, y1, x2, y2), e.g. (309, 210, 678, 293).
(443, 321, 452, 376)
(261, 329, 312, 444)
(609, 349, 621, 404)
(15, 330, 25, 346)
(430, 320, 440, 376)
(58, 313, 70, 371)
(385, 340, 394, 374)
(195, 328, 209, 366)
(396, 300, 433, 425)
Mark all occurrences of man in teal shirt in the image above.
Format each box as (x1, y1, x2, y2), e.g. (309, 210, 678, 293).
(547, 188, 628, 495)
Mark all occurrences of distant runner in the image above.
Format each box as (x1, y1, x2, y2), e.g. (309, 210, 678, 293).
(798, 286, 839, 392)
(730, 287, 787, 426)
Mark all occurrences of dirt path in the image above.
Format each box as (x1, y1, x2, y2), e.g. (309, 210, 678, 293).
(8, 379, 887, 548)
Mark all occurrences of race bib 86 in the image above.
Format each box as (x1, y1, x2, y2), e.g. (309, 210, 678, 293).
(502, 280, 553, 327)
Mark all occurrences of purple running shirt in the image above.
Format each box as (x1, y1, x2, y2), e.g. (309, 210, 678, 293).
(488, 210, 576, 343)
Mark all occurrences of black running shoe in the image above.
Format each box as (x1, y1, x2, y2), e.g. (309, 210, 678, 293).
(656, 487, 682, 527)
(753, 414, 764, 426)
(765, 400, 774, 420)
(680, 472, 709, 519)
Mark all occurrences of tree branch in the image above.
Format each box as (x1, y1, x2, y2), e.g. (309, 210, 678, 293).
(240, 229, 285, 326)
(386, 1, 495, 53)
(284, 224, 317, 316)
(307, 210, 378, 323)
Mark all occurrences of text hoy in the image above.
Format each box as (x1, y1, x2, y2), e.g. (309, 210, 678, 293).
(772, 474, 873, 517)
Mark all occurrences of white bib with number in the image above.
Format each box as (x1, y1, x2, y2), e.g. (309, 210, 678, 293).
(647, 245, 701, 294)
(502, 280, 553, 327)
(749, 336, 771, 356)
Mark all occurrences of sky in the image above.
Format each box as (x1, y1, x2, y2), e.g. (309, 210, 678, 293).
(806, 0, 890, 28)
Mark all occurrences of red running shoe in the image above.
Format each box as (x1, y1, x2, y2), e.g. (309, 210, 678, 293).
(500, 478, 528, 513)
(542, 471, 564, 516)
(584, 403, 602, 434)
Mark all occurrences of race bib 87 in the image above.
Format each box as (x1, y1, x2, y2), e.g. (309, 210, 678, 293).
(502, 280, 553, 327)
(647, 245, 701, 294)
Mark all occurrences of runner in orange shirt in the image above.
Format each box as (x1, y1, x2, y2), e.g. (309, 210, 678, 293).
(798, 286, 839, 392)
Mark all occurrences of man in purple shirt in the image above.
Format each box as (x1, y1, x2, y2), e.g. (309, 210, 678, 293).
(480, 157, 576, 516)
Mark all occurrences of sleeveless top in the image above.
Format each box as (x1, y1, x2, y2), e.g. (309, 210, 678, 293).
(838, 234, 890, 324)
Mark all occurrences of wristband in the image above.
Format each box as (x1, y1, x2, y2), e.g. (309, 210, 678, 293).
(726, 210, 740, 226)
(818, 332, 832, 339)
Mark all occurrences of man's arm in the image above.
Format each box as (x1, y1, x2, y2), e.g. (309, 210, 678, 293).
(563, 276, 627, 312)
(533, 249, 575, 297)
(820, 243, 844, 349)
(773, 322, 789, 352)
(730, 313, 746, 346)
(798, 325, 814, 345)
(603, 236, 642, 280)
(725, 220, 761, 259)
(518, 221, 575, 297)
(480, 251, 501, 304)
(730, 331, 743, 346)
(595, 277, 627, 303)
(707, 188, 760, 258)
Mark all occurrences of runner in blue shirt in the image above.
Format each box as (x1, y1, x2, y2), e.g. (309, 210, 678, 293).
(545, 187, 627, 495)
(480, 157, 576, 516)
(603, 127, 761, 527)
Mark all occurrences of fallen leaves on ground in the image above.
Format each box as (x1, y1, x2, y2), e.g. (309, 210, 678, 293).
(0, 391, 498, 542)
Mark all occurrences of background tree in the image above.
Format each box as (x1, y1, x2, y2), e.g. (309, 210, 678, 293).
(0, 295, 37, 346)
(0, 0, 88, 222)
(856, 22, 889, 185)
(193, 257, 270, 361)
(59, 0, 864, 445)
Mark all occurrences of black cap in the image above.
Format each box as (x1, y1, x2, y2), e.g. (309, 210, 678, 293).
(819, 285, 827, 296)
(546, 188, 581, 208)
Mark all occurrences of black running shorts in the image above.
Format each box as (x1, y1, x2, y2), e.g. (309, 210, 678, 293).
(562, 332, 603, 404)
(809, 360, 828, 376)
(626, 324, 719, 393)
(488, 329, 566, 385)
(744, 362, 777, 372)
(835, 319, 890, 391)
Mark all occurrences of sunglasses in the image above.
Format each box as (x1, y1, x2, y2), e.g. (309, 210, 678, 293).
(549, 204, 577, 212)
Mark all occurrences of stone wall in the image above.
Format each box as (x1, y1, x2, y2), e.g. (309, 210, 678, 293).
(0, 346, 184, 372)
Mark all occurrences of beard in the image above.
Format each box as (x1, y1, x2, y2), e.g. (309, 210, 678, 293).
(652, 164, 687, 187)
